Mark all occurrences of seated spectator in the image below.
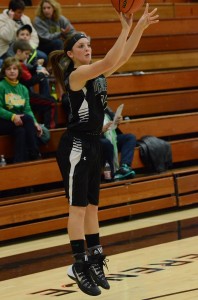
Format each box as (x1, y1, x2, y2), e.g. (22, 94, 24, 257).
(0, 57, 42, 163)
(34, 0, 76, 55)
(0, 0, 46, 64)
(60, 94, 136, 181)
(13, 40, 57, 129)
(101, 107, 136, 181)
(7, 24, 48, 66)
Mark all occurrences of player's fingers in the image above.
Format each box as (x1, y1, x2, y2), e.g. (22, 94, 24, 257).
(144, 2, 149, 14)
(149, 7, 158, 16)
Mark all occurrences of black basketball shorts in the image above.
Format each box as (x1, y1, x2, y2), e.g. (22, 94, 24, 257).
(56, 131, 101, 207)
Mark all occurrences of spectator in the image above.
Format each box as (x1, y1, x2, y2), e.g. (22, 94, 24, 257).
(0, 0, 46, 65)
(13, 40, 57, 129)
(34, 0, 76, 55)
(0, 57, 42, 163)
(7, 24, 48, 66)
(101, 106, 136, 181)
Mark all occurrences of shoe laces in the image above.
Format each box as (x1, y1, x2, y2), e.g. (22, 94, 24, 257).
(81, 273, 94, 288)
(75, 262, 96, 288)
(90, 255, 109, 277)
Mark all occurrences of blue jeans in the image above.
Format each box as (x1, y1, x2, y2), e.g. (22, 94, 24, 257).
(0, 114, 39, 163)
(100, 133, 136, 176)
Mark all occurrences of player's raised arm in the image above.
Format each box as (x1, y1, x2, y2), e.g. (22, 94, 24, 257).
(69, 13, 132, 91)
(105, 3, 159, 77)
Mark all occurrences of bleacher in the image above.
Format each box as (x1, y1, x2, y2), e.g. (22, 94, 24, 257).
(0, 0, 198, 242)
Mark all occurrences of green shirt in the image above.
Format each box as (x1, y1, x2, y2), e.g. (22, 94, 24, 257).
(0, 78, 36, 122)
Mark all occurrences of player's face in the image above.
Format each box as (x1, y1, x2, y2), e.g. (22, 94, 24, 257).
(17, 30, 31, 41)
(69, 38, 92, 66)
(5, 64, 19, 81)
(42, 2, 54, 19)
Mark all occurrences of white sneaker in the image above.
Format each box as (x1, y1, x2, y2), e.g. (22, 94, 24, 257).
(67, 265, 75, 281)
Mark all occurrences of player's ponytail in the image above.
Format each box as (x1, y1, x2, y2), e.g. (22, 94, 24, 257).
(48, 50, 71, 92)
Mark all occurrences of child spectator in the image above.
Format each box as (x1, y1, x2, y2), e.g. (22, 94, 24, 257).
(0, 0, 39, 60)
(34, 0, 76, 55)
(7, 24, 48, 66)
(0, 57, 42, 163)
(13, 40, 57, 129)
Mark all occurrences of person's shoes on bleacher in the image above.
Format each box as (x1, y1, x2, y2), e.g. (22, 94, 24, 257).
(67, 256, 101, 296)
(114, 164, 136, 181)
(88, 246, 110, 290)
(28, 150, 42, 161)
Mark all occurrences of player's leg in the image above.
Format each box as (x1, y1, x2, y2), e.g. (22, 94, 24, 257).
(85, 204, 110, 290)
(62, 135, 101, 296)
(85, 142, 110, 290)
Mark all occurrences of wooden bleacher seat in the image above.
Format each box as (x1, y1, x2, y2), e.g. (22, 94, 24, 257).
(173, 166, 198, 206)
(73, 17, 198, 38)
(96, 50, 198, 72)
(1, 149, 197, 241)
(1, 3, 198, 21)
(1, 0, 194, 6)
(108, 89, 198, 117)
(0, 111, 197, 159)
(107, 68, 198, 95)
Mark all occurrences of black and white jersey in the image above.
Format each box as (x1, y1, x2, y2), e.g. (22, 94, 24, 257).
(65, 73, 107, 135)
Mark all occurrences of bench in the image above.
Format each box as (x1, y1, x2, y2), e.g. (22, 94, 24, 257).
(1, 110, 197, 158)
(0, 170, 177, 241)
(91, 33, 198, 55)
(1, 4, 198, 21)
(1, 0, 193, 6)
(0, 118, 197, 241)
(108, 89, 198, 117)
(173, 167, 198, 206)
(95, 50, 198, 72)
(0, 140, 197, 241)
(107, 68, 198, 95)
(73, 17, 198, 38)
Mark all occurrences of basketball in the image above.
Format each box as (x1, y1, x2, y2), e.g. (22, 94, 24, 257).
(111, 0, 145, 14)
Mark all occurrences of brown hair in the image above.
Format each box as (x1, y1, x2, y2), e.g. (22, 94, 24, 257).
(48, 32, 89, 91)
(36, 0, 61, 22)
(1, 57, 22, 79)
(13, 40, 32, 53)
(48, 33, 77, 92)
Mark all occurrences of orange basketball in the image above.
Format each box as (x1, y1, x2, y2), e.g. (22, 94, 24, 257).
(111, 0, 145, 14)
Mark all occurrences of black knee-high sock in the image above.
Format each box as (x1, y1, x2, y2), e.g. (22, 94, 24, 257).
(70, 239, 85, 258)
(85, 233, 100, 248)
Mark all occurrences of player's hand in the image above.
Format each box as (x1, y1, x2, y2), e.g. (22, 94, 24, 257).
(138, 3, 159, 31)
(119, 12, 133, 32)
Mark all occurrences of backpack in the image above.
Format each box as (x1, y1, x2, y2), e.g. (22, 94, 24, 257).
(137, 135, 172, 173)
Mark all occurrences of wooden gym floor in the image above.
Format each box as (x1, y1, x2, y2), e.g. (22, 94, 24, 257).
(0, 206, 198, 299)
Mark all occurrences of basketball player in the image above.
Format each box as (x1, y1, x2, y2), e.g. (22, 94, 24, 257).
(49, 3, 159, 296)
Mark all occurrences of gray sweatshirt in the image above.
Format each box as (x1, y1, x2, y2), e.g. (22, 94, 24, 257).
(33, 15, 75, 42)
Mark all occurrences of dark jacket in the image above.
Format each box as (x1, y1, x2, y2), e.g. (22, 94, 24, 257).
(137, 135, 172, 173)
